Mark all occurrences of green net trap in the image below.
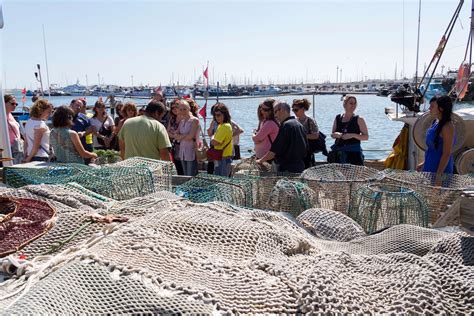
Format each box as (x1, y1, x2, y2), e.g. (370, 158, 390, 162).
(4, 163, 155, 201)
(348, 184, 429, 234)
(301, 164, 383, 214)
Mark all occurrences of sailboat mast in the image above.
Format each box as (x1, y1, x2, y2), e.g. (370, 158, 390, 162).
(42, 24, 51, 98)
(415, 0, 422, 84)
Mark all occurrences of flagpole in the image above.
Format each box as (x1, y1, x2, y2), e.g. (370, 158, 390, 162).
(0, 4, 13, 166)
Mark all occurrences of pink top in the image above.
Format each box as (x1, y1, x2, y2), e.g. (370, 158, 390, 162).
(7, 113, 20, 146)
(178, 117, 199, 161)
(252, 119, 279, 159)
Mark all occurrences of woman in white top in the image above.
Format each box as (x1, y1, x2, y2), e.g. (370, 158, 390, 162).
(90, 100, 115, 150)
(24, 99, 53, 162)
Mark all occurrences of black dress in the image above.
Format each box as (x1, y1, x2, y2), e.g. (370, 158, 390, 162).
(333, 114, 364, 165)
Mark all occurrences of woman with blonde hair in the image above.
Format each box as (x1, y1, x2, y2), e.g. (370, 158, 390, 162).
(330, 95, 369, 165)
(170, 100, 200, 176)
(24, 99, 53, 162)
(167, 99, 184, 175)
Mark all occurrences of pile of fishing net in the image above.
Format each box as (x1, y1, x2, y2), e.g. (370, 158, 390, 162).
(3, 158, 175, 200)
(0, 190, 472, 314)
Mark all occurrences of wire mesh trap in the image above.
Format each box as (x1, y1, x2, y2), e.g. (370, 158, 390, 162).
(301, 164, 383, 213)
(348, 184, 429, 234)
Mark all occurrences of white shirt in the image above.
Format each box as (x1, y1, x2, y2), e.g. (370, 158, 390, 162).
(24, 119, 50, 158)
(90, 116, 114, 147)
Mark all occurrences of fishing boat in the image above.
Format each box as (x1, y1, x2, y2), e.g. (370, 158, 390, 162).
(385, 0, 474, 175)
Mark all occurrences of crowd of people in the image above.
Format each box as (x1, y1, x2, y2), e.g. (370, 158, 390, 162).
(2, 92, 457, 178)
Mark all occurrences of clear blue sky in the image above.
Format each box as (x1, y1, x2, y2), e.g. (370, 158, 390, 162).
(1, 0, 472, 89)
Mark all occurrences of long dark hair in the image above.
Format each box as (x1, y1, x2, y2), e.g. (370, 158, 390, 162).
(432, 95, 453, 149)
(213, 102, 231, 123)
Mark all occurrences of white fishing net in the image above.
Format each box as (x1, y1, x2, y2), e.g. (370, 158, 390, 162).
(0, 189, 472, 314)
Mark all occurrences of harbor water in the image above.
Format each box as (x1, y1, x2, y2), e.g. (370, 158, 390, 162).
(10, 92, 473, 160)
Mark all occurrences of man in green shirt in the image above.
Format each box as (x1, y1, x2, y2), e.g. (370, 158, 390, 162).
(118, 101, 172, 161)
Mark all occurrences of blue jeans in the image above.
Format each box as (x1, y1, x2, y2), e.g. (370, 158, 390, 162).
(214, 158, 232, 177)
(181, 160, 198, 176)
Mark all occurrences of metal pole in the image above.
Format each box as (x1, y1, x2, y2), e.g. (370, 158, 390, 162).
(42, 24, 51, 98)
(415, 0, 422, 84)
(37, 64, 44, 97)
(0, 5, 13, 166)
(312, 93, 315, 120)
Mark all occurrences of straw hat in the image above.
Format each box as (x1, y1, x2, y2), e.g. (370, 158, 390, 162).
(413, 112, 466, 152)
(455, 148, 474, 175)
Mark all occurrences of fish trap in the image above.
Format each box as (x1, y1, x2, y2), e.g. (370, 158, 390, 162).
(113, 157, 175, 192)
(266, 178, 317, 217)
(4, 163, 156, 201)
(232, 157, 272, 176)
(301, 164, 383, 213)
(174, 173, 255, 207)
(382, 170, 473, 223)
(348, 184, 429, 234)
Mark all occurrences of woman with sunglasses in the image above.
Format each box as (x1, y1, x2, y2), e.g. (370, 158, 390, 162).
(252, 98, 279, 160)
(3, 94, 23, 164)
(292, 99, 319, 168)
(330, 95, 369, 165)
(210, 103, 233, 176)
(90, 100, 115, 150)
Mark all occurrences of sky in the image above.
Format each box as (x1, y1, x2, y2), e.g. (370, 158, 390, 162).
(0, 0, 472, 89)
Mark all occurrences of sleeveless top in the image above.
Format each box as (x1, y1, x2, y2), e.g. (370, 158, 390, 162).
(422, 121, 454, 173)
(335, 114, 361, 146)
(50, 127, 84, 164)
(178, 117, 197, 161)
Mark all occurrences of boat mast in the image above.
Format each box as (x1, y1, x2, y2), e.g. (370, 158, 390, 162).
(415, 0, 422, 84)
(0, 4, 13, 166)
(42, 24, 51, 98)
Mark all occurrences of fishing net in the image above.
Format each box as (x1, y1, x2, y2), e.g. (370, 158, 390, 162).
(266, 178, 317, 217)
(301, 164, 383, 213)
(348, 184, 429, 233)
(232, 157, 272, 176)
(174, 173, 255, 207)
(0, 198, 56, 257)
(113, 157, 175, 192)
(297, 208, 366, 242)
(1, 197, 472, 314)
(3, 163, 156, 201)
(382, 169, 473, 223)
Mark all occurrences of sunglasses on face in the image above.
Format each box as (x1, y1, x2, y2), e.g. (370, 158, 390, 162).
(292, 107, 302, 112)
(214, 112, 223, 117)
(9, 102, 18, 106)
